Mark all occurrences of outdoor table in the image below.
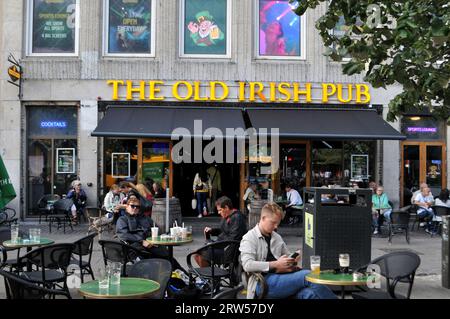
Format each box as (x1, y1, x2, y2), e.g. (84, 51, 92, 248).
(305, 270, 368, 299)
(79, 277, 160, 299)
(3, 238, 55, 271)
(146, 236, 193, 274)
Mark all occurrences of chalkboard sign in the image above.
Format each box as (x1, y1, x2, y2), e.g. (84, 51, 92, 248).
(351, 155, 369, 180)
(112, 153, 130, 178)
(56, 148, 75, 174)
(142, 162, 165, 183)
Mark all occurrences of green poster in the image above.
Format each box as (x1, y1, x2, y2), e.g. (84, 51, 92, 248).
(184, 0, 227, 55)
(305, 212, 314, 248)
(0, 155, 17, 210)
(32, 0, 77, 54)
(142, 162, 165, 183)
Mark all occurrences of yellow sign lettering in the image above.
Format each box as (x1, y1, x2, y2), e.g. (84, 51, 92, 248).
(293, 83, 312, 103)
(277, 83, 291, 102)
(210, 82, 229, 101)
(322, 83, 337, 103)
(337, 84, 353, 103)
(108, 80, 124, 101)
(356, 84, 371, 103)
(193, 81, 209, 101)
(249, 82, 267, 102)
(173, 81, 193, 101)
(126, 80, 145, 100)
(148, 81, 164, 101)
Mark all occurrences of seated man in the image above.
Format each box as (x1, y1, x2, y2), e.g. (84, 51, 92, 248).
(284, 183, 303, 225)
(116, 195, 182, 269)
(371, 186, 392, 235)
(194, 196, 247, 267)
(240, 203, 336, 299)
(414, 187, 436, 234)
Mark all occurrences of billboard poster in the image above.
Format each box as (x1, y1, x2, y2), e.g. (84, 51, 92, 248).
(183, 0, 227, 55)
(32, 0, 77, 54)
(56, 148, 75, 174)
(108, 0, 152, 54)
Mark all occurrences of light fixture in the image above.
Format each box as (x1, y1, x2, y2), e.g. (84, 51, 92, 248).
(410, 116, 421, 121)
(321, 141, 333, 149)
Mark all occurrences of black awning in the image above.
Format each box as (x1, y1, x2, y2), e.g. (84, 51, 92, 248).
(92, 106, 246, 138)
(246, 108, 406, 140)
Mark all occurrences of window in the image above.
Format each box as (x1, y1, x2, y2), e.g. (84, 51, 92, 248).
(179, 0, 231, 58)
(329, 15, 363, 61)
(103, 0, 155, 56)
(401, 116, 446, 141)
(27, 0, 79, 56)
(256, 0, 306, 59)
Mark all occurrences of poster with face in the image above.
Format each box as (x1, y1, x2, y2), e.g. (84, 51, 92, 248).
(108, 0, 152, 54)
(183, 0, 227, 55)
(32, 0, 77, 54)
(258, 0, 301, 57)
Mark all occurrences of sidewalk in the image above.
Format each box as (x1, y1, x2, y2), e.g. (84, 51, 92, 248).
(1, 216, 449, 299)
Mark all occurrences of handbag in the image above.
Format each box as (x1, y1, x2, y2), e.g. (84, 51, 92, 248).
(191, 198, 197, 210)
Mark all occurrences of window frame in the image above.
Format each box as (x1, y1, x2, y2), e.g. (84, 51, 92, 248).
(179, 0, 232, 59)
(254, 0, 307, 61)
(102, 0, 156, 57)
(26, 0, 80, 57)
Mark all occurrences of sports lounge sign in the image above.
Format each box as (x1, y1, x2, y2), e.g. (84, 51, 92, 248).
(107, 80, 371, 104)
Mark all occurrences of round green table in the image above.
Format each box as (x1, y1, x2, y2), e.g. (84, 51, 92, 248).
(305, 271, 368, 299)
(3, 238, 54, 251)
(79, 277, 160, 299)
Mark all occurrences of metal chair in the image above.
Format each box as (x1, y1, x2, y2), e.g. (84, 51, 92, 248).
(0, 269, 70, 299)
(71, 233, 97, 283)
(212, 284, 245, 299)
(49, 199, 74, 233)
(127, 258, 172, 299)
(0, 207, 18, 226)
(388, 210, 411, 244)
(98, 239, 152, 276)
(186, 240, 240, 297)
(430, 206, 450, 236)
(37, 194, 61, 224)
(352, 251, 421, 299)
(17, 243, 75, 299)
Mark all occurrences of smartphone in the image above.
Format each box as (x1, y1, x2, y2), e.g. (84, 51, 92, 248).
(289, 252, 299, 259)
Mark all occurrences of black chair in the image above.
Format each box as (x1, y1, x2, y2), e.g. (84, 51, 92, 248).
(430, 206, 450, 236)
(37, 194, 61, 224)
(98, 239, 152, 276)
(49, 199, 74, 233)
(71, 233, 97, 283)
(212, 284, 245, 299)
(127, 258, 172, 299)
(17, 243, 75, 299)
(186, 240, 240, 297)
(388, 210, 411, 244)
(352, 251, 421, 299)
(0, 269, 70, 299)
(0, 207, 18, 226)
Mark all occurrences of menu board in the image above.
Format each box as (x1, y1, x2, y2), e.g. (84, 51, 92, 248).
(56, 148, 75, 174)
(351, 155, 369, 180)
(142, 162, 165, 183)
(112, 153, 130, 178)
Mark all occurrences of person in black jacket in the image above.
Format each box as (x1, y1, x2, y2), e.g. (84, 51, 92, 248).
(194, 196, 247, 267)
(116, 195, 179, 267)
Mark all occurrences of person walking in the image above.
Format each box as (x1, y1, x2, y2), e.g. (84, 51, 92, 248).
(193, 168, 211, 218)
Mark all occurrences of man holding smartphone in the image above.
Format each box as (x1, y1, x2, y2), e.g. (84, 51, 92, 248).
(240, 203, 336, 299)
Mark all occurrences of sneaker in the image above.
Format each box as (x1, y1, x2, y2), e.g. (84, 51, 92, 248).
(419, 222, 426, 227)
(203, 208, 208, 216)
(373, 230, 379, 235)
(197, 214, 202, 218)
(425, 228, 434, 235)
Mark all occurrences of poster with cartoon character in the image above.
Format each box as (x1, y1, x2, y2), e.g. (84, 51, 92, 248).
(183, 0, 227, 55)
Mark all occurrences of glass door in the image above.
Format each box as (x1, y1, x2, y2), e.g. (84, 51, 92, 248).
(401, 142, 446, 206)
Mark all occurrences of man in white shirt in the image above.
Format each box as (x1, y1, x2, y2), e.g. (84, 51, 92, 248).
(411, 183, 433, 205)
(239, 203, 336, 299)
(414, 187, 436, 234)
(285, 183, 303, 225)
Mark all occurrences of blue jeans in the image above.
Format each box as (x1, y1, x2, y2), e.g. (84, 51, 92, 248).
(196, 192, 208, 215)
(418, 209, 436, 231)
(372, 209, 392, 229)
(256, 270, 337, 299)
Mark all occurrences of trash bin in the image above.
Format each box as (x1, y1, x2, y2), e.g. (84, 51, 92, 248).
(301, 187, 372, 271)
(443, 216, 450, 289)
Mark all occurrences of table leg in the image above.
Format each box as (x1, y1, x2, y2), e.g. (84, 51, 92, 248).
(167, 246, 189, 276)
(26, 247, 32, 272)
(341, 286, 346, 299)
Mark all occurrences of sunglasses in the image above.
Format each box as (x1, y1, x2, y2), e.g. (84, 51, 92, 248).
(129, 205, 141, 209)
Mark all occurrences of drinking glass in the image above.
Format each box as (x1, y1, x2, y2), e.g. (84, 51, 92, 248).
(34, 228, 41, 243)
(29, 228, 36, 243)
(310, 256, 321, 274)
(151, 227, 159, 240)
(10, 224, 19, 243)
(98, 267, 110, 289)
(186, 226, 192, 239)
(108, 262, 122, 286)
(339, 253, 350, 273)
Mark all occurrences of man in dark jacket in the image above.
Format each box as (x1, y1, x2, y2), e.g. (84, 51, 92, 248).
(195, 196, 247, 267)
(116, 195, 178, 267)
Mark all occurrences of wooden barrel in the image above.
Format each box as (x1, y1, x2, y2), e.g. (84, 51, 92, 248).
(151, 198, 182, 232)
(248, 200, 269, 229)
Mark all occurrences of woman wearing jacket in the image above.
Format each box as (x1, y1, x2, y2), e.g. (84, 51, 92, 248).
(371, 186, 392, 235)
(193, 169, 211, 218)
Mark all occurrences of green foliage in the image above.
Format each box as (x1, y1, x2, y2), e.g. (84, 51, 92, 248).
(291, 0, 450, 122)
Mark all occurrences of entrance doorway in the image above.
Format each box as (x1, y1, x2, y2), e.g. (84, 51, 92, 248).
(401, 142, 446, 205)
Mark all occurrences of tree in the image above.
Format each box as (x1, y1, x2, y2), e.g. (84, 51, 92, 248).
(291, 0, 450, 122)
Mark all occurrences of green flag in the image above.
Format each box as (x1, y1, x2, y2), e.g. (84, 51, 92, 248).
(0, 155, 16, 210)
